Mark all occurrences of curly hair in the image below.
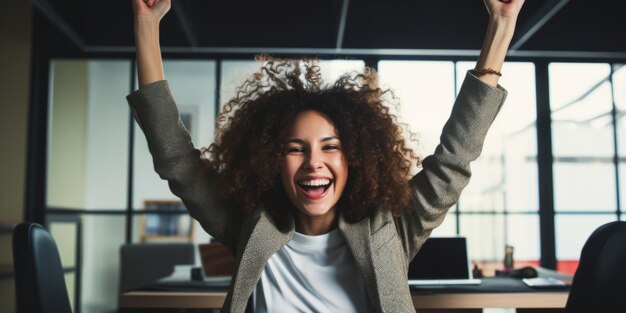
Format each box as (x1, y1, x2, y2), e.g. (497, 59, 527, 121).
(202, 56, 420, 227)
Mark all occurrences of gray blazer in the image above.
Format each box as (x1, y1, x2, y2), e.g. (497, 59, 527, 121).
(127, 71, 507, 313)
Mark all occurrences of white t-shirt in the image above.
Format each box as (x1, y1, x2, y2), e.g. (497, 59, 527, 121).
(253, 228, 374, 313)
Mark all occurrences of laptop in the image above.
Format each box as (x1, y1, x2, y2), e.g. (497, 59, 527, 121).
(408, 237, 482, 285)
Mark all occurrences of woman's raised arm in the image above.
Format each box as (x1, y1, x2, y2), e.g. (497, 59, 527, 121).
(395, 0, 525, 261)
(132, 0, 171, 87)
(474, 0, 525, 87)
(128, 0, 242, 251)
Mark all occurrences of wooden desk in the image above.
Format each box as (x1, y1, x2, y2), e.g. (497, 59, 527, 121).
(120, 290, 569, 312)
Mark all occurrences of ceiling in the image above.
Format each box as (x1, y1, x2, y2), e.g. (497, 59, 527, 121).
(32, 0, 626, 58)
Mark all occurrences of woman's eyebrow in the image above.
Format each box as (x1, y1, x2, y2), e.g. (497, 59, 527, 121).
(286, 138, 305, 144)
(286, 136, 339, 144)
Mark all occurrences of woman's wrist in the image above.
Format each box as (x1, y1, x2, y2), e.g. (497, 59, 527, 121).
(474, 16, 518, 86)
(134, 16, 160, 35)
(134, 16, 164, 87)
(134, 19, 160, 49)
(487, 16, 517, 41)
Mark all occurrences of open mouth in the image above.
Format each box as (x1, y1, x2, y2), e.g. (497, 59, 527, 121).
(297, 178, 333, 199)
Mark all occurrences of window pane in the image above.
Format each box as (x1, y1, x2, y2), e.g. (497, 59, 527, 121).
(133, 60, 217, 211)
(549, 62, 613, 157)
(49, 221, 79, 312)
(550, 63, 617, 213)
(459, 214, 539, 275)
(220, 60, 260, 106)
(460, 215, 506, 261)
(47, 60, 131, 210)
(553, 163, 616, 211)
(378, 61, 455, 157)
(456, 62, 539, 213)
(80, 215, 126, 313)
(64, 273, 75, 312)
(49, 222, 78, 267)
(506, 215, 540, 262)
(430, 212, 457, 237)
(550, 63, 612, 112)
(555, 214, 617, 274)
(552, 110, 614, 157)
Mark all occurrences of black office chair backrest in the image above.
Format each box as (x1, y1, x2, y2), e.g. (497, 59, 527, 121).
(13, 223, 72, 313)
(566, 221, 626, 313)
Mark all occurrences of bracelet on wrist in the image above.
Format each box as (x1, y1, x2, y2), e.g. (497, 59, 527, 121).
(471, 68, 502, 77)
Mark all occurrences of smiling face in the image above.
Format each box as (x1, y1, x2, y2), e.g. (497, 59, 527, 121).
(280, 110, 348, 234)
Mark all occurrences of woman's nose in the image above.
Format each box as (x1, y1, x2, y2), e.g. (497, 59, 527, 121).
(305, 150, 323, 170)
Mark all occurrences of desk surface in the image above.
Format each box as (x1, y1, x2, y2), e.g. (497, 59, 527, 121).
(120, 290, 568, 309)
(119, 277, 569, 310)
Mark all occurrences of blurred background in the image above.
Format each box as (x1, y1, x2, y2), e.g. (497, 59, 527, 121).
(1, 0, 626, 312)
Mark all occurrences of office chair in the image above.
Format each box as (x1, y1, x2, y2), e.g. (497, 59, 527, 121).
(566, 221, 626, 313)
(12, 223, 72, 313)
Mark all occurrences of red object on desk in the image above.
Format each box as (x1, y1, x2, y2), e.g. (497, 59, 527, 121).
(198, 242, 235, 277)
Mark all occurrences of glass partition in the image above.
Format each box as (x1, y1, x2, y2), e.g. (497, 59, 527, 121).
(47, 60, 131, 211)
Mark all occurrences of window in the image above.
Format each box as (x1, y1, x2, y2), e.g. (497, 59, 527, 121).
(379, 61, 540, 272)
(549, 62, 621, 273)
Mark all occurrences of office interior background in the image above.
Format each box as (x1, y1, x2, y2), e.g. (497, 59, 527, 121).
(1, 0, 626, 312)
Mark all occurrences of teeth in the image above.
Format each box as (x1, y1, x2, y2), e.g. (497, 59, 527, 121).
(299, 179, 331, 186)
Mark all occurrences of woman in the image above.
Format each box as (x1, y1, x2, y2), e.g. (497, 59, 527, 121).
(128, 0, 525, 312)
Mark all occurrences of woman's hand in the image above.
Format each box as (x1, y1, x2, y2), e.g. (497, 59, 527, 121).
(483, 0, 525, 21)
(133, 0, 171, 23)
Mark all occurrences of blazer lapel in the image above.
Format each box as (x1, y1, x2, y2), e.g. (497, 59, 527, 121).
(338, 213, 384, 313)
(229, 210, 294, 312)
